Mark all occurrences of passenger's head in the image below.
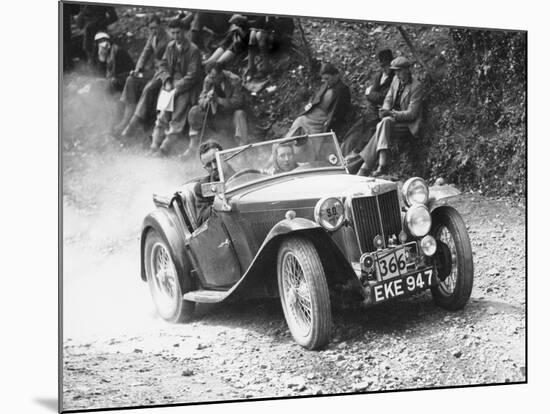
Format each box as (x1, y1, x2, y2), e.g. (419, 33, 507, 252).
(273, 142, 297, 173)
(390, 56, 412, 83)
(147, 14, 162, 37)
(199, 140, 223, 180)
(168, 18, 188, 45)
(378, 49, 394, 74)
(320, 63, 340, 88)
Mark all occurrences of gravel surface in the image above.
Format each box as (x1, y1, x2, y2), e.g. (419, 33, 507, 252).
(61, 135, 525, 411)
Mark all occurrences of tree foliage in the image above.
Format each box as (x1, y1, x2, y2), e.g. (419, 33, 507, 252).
(426, 29, 526, 197)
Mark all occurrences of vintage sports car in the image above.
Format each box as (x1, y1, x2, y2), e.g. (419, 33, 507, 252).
(140, 133, 473, 349)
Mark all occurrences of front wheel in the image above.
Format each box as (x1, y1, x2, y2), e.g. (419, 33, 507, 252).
(430, 206, 474, 310)
(277, 236, 332, 350)
(144, 229, 195, 323)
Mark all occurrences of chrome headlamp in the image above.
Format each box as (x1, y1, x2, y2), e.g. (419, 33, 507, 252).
(314, 197, 345, 231)
(402, 177, 429, 206)
(405, 204, 432, 237)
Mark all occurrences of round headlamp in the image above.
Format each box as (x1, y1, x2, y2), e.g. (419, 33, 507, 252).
(314, 197, 345, 231)
(405, 204, 432, 237)
(402, 177, 429, 206)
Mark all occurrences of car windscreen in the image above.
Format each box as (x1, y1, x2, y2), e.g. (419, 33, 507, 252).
(218, 134, 345, 191)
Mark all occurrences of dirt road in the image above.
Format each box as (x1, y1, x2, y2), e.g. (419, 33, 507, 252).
(62, 131, 525, 411)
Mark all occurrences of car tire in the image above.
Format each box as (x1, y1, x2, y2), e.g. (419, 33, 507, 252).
(144, 229, 195, 323)
(430, 206, 474, 310)
(277, 236, 332, 350)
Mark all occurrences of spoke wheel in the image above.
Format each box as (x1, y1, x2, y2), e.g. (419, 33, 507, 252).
(144, 229, 194, 322)
(277, 237, 331, 349)
(430, 206, 474, 310)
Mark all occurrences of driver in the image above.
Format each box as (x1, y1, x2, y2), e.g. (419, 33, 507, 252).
(193, 140, 223, 226)
(265, 142, 298, 174)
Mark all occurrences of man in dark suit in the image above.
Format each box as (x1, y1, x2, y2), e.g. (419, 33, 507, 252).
(341, 49, 395, 158)
(122, 19, 203, 155)
(356, 56, 423, 176)
(286, 62, 351, 139)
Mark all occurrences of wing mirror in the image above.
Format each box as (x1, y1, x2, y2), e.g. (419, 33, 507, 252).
(201, 182, 231, 211)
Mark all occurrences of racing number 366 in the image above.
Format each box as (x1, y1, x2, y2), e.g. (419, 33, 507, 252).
(378, 250, 407, 279)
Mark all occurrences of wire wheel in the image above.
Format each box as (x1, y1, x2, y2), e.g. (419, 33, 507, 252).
(435, 226, 458, 295)
(281, 251, 313, 336)
(430, 206, 474, 310)
(144, 229, 194, 323)
(150, 242, 179, 318)
(277, 237, 331, 350)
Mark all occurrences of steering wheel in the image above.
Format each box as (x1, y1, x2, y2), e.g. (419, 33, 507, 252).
(226, 168, 266, 185)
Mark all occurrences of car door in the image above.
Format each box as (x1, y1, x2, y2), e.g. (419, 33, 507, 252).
(188, 210, 242, 289)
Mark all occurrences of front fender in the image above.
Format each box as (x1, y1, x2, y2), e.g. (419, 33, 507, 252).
(427, 184, 461, 212)
(229, 217, 363, 299)
(140, 207, 189, 282)
(263, 217, 321, 246)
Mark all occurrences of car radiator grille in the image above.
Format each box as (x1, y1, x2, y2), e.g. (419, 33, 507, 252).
(351, 190, 403, 253)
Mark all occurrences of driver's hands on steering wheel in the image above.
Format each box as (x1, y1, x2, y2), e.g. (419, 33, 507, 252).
(226, 168, 268, 184)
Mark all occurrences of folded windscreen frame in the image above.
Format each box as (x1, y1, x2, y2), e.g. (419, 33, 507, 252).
(60, 1, 526, 412)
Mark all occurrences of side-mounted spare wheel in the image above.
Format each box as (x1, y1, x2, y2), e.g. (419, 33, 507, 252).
(144, 228, 195, 323)
(277, 236, 332, 350)
(430, 206, 474, 310)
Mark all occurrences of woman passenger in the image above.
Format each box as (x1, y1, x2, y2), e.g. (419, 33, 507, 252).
(266, 142, 298, 174)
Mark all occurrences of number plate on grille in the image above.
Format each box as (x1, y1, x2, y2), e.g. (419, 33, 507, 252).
(375, 247, 409, 280)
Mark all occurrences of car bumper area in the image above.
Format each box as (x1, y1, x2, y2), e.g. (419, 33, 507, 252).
(360, 266, 437, 307)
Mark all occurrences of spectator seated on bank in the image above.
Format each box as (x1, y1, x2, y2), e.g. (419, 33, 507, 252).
(113, 14, 169, 135)
(178, 11, 231, 52)
(89, 32, 134, 94)
(245, 15, 295, 81)
(203, 14, 250, 71)
(187, 62, 249, 155)
(148, 18, 204, 156)
(341, 48, 395, 161)
(356, 56, 424, 177)
(286, 62, 351, 140)
(76, 4, 118, 63)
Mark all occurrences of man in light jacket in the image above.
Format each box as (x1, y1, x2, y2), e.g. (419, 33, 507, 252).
(151, 18, 203, 155)
(356, 56, 423, 176)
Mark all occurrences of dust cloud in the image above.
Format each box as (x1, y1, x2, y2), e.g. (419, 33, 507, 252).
(61, 72, 205, 342)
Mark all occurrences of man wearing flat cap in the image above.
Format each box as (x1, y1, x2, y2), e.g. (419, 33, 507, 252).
(356, 56, 423, 176)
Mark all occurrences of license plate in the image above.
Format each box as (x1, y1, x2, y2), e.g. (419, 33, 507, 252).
(375, 246, 410, 280)
(371, 268, 436, 304)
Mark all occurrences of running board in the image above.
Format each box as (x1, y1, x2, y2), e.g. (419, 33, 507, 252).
(183, 289, 230, 303)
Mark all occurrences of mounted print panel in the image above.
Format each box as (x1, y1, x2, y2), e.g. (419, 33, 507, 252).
(60, 1, 526, 412)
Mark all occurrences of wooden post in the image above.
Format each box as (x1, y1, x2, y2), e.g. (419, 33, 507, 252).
(296, 19, 318, 74)
(397, 26, 435, 79)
